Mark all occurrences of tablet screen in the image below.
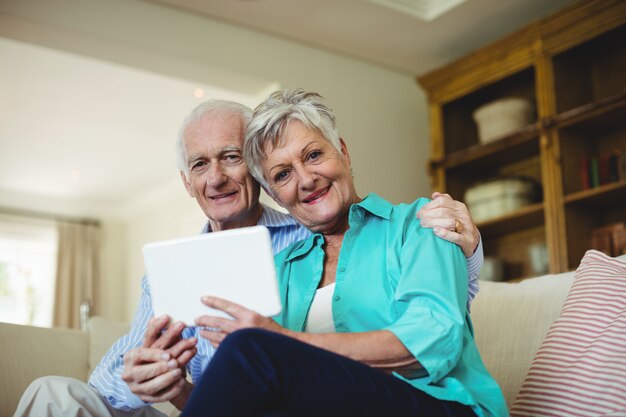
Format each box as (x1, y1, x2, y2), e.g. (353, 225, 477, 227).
(143, 226, 281, 326)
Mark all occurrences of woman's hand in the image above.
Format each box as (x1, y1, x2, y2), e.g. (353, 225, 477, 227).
(196, 297, 422, 374)
(195, 296, 287, 348)
(416, 192, 480, 258)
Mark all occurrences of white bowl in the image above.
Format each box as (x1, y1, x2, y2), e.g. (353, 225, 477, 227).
(473, 97, 533, 144)
(464, 177, 538, 223)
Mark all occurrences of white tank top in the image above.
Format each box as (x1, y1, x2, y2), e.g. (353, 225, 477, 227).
(304, 283, 336, 333)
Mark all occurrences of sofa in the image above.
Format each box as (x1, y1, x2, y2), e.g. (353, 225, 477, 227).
(0, 316, 180, 417)
(1, 253, 623, 417)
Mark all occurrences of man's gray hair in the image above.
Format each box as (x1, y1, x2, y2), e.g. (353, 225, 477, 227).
(176, 100, 253, 173)
(243, 89, 341, 192)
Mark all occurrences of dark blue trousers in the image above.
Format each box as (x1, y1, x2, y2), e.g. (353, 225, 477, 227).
(181, 328, 476, 417)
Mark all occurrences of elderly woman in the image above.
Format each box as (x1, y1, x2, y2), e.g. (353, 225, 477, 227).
(181, 89, 508, 417)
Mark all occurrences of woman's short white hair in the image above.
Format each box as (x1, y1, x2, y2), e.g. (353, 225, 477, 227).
(176, 100, 252, 173)
(243, 88, 341, 192)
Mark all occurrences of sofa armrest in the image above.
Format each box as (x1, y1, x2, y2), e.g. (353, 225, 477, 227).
(87, 316, 130, 375)
(0, 322, 89, 417)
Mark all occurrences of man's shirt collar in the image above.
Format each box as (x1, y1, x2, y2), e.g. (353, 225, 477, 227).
(202, 204, 298, 233)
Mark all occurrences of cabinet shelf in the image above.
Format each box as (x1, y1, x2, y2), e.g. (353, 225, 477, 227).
(551, 90, 626, 131)
(419, 0, 626, 277)
(564, 181, 626, 207)
(476, 203, 544, 238)
(438, 90, 626, 169)
(433, 124, 539, 171)
(552, 23, 626, 113)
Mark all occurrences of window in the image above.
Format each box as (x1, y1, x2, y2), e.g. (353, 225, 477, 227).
(0, 214, 57, 327)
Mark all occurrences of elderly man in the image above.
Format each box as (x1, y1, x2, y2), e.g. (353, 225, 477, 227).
(14, 99, 483, 417)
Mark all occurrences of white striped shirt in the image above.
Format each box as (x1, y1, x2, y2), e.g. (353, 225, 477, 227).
(88, 204, 481, 411)
(467, 236, 483, 310)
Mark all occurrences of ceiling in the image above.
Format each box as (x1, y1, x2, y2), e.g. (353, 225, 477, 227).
(150, 0, 575, 75)
(0, 37, 259, 218)
(0, 0, 575, 219)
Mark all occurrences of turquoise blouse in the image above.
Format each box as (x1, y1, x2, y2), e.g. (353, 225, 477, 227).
(274, 194, 509, 417)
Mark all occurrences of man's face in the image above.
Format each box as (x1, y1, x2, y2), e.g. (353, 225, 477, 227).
(180, 111, 261, 231)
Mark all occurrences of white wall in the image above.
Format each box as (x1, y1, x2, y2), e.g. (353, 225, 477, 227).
(0, 0, 431, 322)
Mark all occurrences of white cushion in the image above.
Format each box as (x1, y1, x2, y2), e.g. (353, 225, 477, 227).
(472, 272, 574, 407)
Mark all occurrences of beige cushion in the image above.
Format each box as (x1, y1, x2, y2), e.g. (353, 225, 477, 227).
(472, 272, 574, 408)
(87, 316, 130, 375)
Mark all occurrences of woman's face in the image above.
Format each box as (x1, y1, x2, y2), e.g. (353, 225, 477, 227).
(261, 120, 358, 234)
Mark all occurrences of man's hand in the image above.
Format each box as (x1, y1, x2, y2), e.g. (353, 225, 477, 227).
(121, 316, 197, 409)
(417, 192, 480, 257)
(195, 296, 287, 348)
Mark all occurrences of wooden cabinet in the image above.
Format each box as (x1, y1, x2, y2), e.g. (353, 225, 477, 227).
(418, 0, 626, 280)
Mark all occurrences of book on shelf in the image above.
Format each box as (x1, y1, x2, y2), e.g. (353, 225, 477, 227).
(590, 157, 599, 188)
(580, 149, 625, 190)
(609, 149, 624, 182)
(591, 222, 626, 257)
(599, 153, 611, 185)
(581, 156, 590, 190)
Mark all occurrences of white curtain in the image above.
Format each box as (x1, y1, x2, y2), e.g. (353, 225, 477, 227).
(53, 221, 100, 329)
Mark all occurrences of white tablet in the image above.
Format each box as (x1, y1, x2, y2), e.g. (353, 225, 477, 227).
(143, 225, 281, 326)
